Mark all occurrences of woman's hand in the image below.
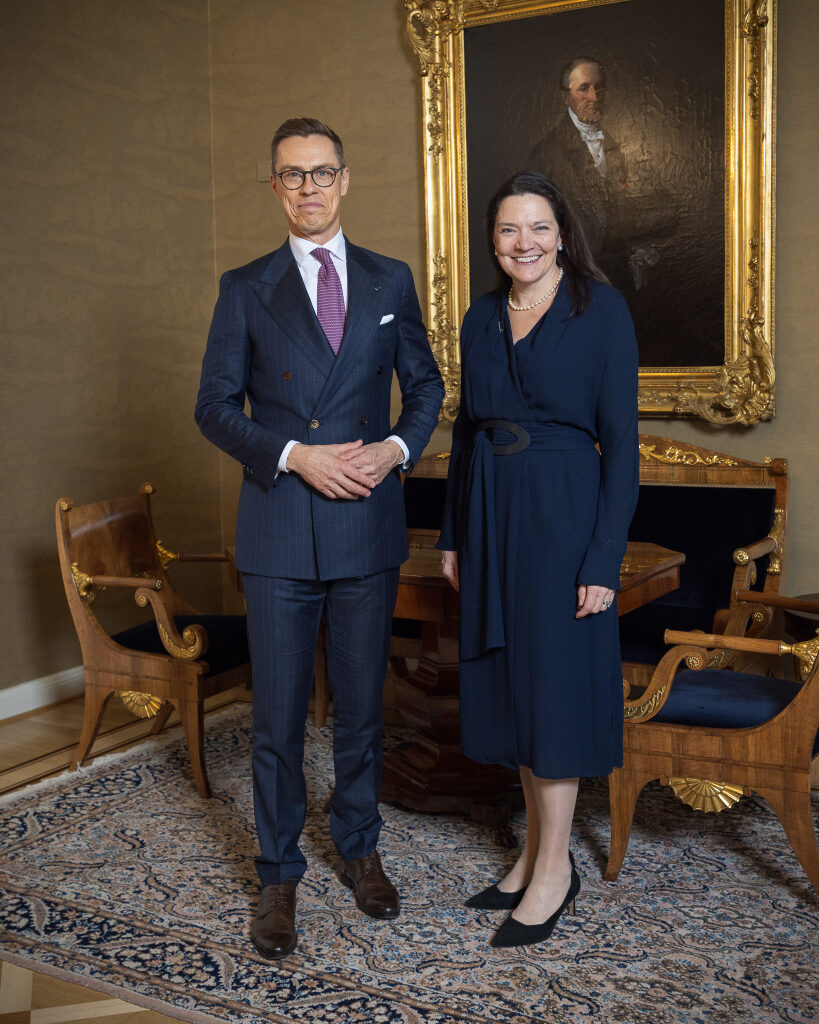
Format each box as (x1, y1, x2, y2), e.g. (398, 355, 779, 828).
(576, 584, 615, 618)
(441, 550, 459, 591)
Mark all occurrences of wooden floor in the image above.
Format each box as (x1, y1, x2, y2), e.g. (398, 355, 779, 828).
(0, 690, 249, 1021)
(0, 959, 176, 1022)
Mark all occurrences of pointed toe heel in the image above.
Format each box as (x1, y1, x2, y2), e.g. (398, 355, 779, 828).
(490, 860, 581, 949)
(464, 883, 526, 910)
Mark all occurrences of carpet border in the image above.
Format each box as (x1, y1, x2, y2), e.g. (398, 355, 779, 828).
(0, 945, 229, 1024)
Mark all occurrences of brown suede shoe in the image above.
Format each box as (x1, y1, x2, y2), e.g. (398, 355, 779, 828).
(250, 878, 298, 959)
(340, 850, 400, 919)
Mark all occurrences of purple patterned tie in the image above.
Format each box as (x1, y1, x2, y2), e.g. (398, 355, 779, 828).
(311, 247, 346, 355)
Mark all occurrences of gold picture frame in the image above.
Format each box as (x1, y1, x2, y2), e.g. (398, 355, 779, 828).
(403, 0, 776, 425)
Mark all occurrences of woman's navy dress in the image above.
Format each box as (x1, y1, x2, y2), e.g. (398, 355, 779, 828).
(437, 279, 639, 779)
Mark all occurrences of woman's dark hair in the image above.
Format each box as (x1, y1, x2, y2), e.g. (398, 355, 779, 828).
(486, 170, 608, 316)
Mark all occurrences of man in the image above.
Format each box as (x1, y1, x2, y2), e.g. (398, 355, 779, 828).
(529, 57, 628, 262)
(195, 117, 443, 959)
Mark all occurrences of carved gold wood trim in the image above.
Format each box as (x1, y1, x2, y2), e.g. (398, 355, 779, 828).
(638, 442, 739, 468)
(155, 539, 179, 573)
(157, 622, 202, 660)
(624, 686, 667, 722)
(780, 632, 819, 683)
(71, 562, 100, 603)
(664, 777, 745, 812)
(118, 691, 163, 719)
(407, 0, 776, 425)
(767, 507, 785, 574)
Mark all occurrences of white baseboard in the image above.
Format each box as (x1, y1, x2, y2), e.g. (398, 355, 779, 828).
(0, 666, 85, 722)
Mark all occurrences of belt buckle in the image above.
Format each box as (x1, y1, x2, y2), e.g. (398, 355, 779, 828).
(480, 419, 530, 456)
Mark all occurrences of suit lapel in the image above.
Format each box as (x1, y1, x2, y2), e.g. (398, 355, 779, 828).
(249, 244, 335, 376)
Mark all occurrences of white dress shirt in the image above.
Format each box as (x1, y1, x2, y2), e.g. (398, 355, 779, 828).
(568, 107, 607, 177)
(277, 229, 409, 473)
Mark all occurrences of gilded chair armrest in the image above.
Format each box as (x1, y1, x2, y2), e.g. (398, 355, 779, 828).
(133, 587, 208, 661)
(176, 553, 232, 562)
(623, 643, 708, 723)
(155, 539, 232, 571)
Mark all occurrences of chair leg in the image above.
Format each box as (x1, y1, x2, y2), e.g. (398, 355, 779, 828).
(176, 697, 211, 799)
(71, 686, 114, 769)
(389, 655, 410, 680)
(605, 766, 651, 881)
(758, 784, 819, 892)
(149, 700, 174, 735)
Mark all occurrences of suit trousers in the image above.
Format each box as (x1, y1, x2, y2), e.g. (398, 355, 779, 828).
(241, 567, 400, 884)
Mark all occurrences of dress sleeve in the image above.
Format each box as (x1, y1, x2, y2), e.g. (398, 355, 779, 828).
(576, 292, 640, 590)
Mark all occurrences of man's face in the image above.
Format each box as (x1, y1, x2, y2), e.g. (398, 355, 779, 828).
(271, 134, 349, 244)
(563, 62, 607, 124)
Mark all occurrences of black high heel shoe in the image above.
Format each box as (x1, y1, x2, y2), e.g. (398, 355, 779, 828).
(464, 883, 526, 910)
(490, 854, 580, 948)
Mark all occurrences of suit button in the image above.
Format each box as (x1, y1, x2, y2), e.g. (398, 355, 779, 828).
(359, 416, 367, 426)
(309, 419, 319, 429)
(376, 365, 383, 375)
(282, 371, 292, 381)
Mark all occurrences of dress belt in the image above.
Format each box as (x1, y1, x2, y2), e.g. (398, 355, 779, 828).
(457, 420, 596, 661)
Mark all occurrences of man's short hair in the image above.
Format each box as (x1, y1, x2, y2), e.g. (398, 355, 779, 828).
(271, 117, 345, 170)
(559, 57, 605, 92)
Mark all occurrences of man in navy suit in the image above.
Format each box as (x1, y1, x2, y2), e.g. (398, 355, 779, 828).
(195, 117, 443, 958)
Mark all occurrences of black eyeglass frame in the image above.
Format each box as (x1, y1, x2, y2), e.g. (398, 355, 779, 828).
(275, 167, 343, 190)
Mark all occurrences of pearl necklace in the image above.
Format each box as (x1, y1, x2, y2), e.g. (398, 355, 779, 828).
(508, 267, 564, 311)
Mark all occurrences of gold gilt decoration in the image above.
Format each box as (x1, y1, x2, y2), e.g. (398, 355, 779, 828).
(781, 632, 819, 683)
(665, 777, 745, 812)
(155, 539, 179, 573)
(624, 686, 668, 722)
(685, 654, 703, 670)
(408, 0, 774, 423)
(706, 649, 732, 670)
(431, 252, 461, 421)
(751, 609, 767, 624)
(118, 691, 162, 719)
(71, 563, 100, 604)
(158, 622, 203, 660)
(733, 548, 750, 566)
(767, 507, 785, 574)
(638, 442, 739, 468)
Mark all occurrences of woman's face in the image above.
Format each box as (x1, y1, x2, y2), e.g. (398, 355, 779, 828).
(493, 193, 563, 293)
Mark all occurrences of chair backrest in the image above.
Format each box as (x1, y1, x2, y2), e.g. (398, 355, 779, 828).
(628, 436, 788, 609)
(56, 484, 190, 649)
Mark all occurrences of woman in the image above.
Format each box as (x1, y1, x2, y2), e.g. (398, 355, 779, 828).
(437, 171, 638, 948)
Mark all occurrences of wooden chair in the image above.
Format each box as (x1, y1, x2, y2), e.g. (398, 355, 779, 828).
(607, 595, 819, 891)
(56, 484, 250, 797)
(620, 436, 788, 688)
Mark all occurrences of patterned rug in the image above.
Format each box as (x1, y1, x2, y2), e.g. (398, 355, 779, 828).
(0, 703, 817, 1024)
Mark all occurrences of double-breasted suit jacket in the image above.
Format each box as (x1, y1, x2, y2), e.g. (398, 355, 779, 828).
(195, 238, 444, 580)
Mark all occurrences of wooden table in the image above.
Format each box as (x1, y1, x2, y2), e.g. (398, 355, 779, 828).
(381, 541, 685, 836)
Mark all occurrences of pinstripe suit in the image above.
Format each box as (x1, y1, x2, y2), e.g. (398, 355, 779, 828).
(195, 237, 443, 882)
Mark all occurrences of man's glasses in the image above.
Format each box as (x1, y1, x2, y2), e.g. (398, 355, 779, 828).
(276, 167, 342, 190)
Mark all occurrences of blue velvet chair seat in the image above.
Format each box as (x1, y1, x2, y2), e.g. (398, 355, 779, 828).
(653, 669, 819, 755)
(112, 614, 249, 678)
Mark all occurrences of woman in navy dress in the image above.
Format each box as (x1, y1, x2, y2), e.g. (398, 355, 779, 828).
(438, 172, 638, 948)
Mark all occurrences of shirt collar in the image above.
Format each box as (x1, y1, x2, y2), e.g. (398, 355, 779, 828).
(289, 228, 346, 267)
(568, 107, 605, 141)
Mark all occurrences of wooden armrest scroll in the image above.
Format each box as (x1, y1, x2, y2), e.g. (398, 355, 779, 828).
(623, 644, 707, 723)
(134, 587, 207, 661)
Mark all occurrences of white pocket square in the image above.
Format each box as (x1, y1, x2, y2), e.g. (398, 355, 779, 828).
(379, 314, 395, 325)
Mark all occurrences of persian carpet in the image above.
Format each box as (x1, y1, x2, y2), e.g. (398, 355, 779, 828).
(0, 703, 817, 1024)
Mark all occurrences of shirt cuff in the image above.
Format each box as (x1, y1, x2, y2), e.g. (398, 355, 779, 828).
(277, 440, 298, 475)
(386, 434, 410, 470)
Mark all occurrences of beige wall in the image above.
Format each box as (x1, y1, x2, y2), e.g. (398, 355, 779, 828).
(0, 0, 221, 689)
(1, 1, 816, 696)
